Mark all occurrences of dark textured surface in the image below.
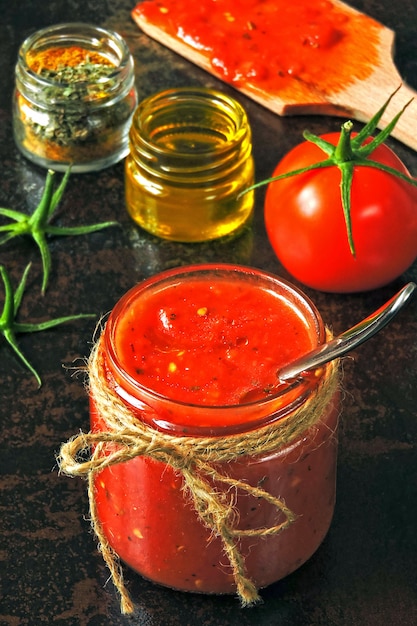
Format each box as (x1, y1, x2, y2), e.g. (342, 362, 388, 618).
(1, 1, 417, 624)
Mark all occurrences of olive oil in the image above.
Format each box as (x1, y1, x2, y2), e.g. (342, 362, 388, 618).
(125, 88, 254, 242)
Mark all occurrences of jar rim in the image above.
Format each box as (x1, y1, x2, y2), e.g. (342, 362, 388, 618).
(17, 22, 133, 90)
(103, 263, 328, 436)
(130, 86, 250, 159)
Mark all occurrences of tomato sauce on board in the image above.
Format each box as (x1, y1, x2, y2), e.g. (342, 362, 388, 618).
(91, 266, 340, 596)
(133, 0, 381, 97)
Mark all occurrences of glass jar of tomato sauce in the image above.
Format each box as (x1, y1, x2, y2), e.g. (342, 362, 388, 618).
(124, 88, 255, 242)
(90, 264, 340, 597)
(13, 23, 137, 172)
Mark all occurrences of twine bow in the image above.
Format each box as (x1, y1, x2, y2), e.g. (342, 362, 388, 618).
(58, 334, 339, 614)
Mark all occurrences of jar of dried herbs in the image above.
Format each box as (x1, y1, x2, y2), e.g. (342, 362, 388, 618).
(13, 23, 138, 172)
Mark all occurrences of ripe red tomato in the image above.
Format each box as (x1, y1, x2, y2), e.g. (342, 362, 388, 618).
(264, 133, 417, 292)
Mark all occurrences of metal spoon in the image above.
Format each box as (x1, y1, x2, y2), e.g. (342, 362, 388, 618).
(277, 282, 416, 382)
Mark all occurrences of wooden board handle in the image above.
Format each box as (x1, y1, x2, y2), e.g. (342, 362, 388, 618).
(329, 28, 417, 151)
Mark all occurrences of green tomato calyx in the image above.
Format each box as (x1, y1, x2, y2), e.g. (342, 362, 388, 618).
(246, 86, 417, 256)
(0, 263, 95, 387)
(0, 168, 119, 293)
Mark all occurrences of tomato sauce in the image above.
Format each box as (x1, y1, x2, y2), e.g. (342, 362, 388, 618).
(91, 266, 340, 595)
(133, 0, 381, 97)
(112, 277, 312, 408)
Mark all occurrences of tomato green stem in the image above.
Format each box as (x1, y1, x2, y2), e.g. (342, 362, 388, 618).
(334, 121, 355, 163)
(0, 265, 14, 329)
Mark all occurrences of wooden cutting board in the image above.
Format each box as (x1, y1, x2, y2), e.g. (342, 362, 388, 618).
(132, 0, 417, 152)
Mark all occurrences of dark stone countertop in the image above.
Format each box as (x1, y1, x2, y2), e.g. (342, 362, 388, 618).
(0, 1, 416, 624)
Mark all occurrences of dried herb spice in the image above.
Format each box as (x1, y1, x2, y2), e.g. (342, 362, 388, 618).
(27, 52, 118, 148)
(27, 45, 112, 72)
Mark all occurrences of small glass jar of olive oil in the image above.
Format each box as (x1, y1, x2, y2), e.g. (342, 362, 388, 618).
(125, 87, 255, 242)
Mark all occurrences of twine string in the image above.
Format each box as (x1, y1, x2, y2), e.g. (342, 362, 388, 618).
(87, 469, 134, 615)
(58, 334, 339, 614)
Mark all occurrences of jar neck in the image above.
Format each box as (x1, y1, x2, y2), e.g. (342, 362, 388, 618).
(15, 23, 135, 107)
(128, 88, 253, 182)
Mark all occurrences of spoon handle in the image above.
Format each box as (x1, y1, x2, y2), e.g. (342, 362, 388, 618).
(278, 282, 416, 381)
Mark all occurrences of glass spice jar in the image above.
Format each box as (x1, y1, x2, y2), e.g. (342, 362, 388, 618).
(89, 264, 340, 598)
(13, 23, 138, 173)
(124, 88, 255, 242)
